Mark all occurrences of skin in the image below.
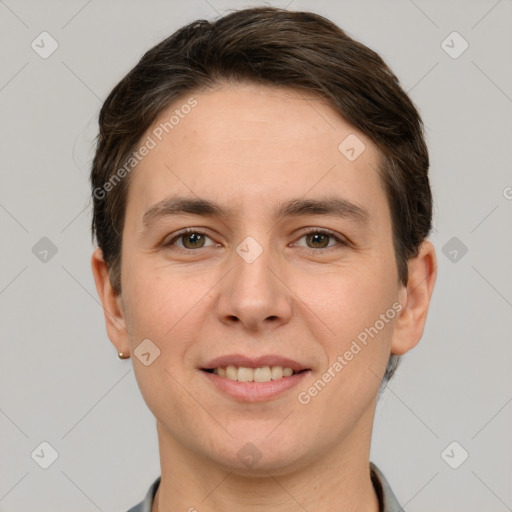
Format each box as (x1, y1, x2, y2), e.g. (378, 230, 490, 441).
(92, 83, 437, 512)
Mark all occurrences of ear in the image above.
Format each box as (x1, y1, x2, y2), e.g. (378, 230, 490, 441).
(91, 248, 130, 355)
(391, 240, 437, 355)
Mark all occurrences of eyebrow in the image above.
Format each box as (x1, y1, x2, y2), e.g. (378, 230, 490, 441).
(142, 195, 370, 228)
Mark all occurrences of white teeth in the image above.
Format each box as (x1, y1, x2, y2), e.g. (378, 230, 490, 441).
(225, 365, 238, 380)
(253, 366, 271, 382)
(237, 367, 253, 382)
(271, 366, 283, 380)
(212, 365, 297, 382)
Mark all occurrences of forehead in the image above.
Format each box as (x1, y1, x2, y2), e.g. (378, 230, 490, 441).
(156, 84, 377, 164)
(126, 83, 387, 225)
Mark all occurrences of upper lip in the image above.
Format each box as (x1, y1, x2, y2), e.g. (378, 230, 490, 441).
(202, 354, 310, 372)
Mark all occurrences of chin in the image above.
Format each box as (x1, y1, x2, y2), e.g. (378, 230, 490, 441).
(207, 430, 313, 476)
(217, 450, 307, 477)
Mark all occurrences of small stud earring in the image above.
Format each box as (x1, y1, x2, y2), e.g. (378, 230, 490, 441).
(118, 351, 130, 359)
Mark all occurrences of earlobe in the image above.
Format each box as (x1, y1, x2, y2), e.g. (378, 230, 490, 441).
(390, 240, 437, 356)
(90, 248, 130, 354)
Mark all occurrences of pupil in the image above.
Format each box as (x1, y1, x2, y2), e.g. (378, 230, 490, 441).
(309, 233, 327, 248)
(182, 233, 329, 249)
(186, 233, 203, 248)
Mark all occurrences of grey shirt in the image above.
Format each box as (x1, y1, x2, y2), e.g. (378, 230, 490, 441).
(126, 462, 404, 512)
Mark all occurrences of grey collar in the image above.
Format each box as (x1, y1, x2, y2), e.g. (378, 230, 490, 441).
(128, 461, 403, 512)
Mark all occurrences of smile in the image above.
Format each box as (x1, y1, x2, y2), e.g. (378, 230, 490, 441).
(203, 365, 302, 383)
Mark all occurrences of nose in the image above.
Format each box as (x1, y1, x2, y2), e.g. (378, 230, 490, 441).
(216, 239, 293, 332)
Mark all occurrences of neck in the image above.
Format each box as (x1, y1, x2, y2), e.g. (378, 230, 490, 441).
(153, 406, 380, 512)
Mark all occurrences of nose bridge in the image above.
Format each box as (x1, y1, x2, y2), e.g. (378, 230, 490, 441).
(235, 237, 275, 290)
(217, 232, 292, 329)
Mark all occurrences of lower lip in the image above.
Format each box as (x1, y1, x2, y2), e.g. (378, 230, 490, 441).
(200, 370, 310, 402)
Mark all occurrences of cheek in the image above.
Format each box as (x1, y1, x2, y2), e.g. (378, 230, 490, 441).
(293, 258, 399, 391)
(299, 260, 397, 334)
(121, 258, 219, 364)
(121, 262, 187, 342)
(123, 269, 201, 419)
(297, 272, 397, 419)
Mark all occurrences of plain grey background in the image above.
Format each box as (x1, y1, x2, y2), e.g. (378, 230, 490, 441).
(1, 0, 511, 510)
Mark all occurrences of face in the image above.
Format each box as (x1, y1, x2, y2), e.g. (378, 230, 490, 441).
(94, 83, 432, 475)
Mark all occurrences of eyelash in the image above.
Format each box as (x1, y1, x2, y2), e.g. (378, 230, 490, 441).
(163, 227, 348, 253)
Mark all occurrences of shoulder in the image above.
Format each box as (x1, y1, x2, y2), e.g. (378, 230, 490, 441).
(127, 469, 402, 512)
(125, 476, 161, 512)
(370, 462, 405, 512)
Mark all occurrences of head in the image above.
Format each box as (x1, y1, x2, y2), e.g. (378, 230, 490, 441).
(91, 7, 436, 474)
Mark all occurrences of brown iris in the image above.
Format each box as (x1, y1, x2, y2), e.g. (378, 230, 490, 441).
(306, 232, 330, 249)
(182, 232, 206, 249)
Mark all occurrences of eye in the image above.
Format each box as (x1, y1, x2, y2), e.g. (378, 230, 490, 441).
(162, 228, 348, 252)
(163, 228, 217, 250)
(293, 229, 348, 251)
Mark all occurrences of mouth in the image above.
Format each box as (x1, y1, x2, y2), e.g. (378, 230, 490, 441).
(201, 365, 308, 383)
(199, 355, 311, 402)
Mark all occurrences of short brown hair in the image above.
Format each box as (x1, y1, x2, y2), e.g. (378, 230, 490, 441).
(90, 6, 432, 383)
